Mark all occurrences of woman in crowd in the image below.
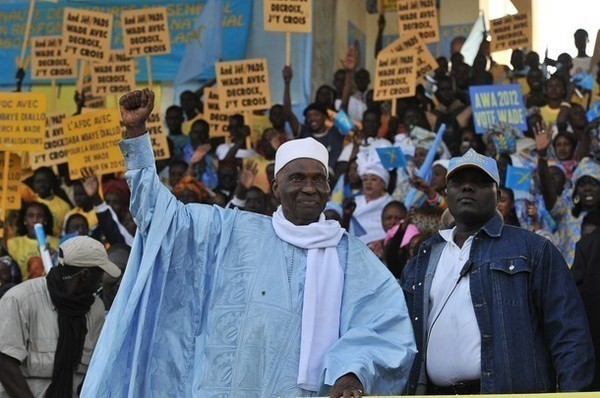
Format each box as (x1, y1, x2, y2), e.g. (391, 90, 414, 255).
(7, 201, 58, 279)
(538, 123, 600, 265)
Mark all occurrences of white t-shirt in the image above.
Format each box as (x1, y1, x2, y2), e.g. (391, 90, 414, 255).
(426, 227, 481, 386)
(335, 97, 367, 122)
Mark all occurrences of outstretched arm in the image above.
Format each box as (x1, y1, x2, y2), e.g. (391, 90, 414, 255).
(534, 122, 557, 211)
(340, 44, 359, 113)
(283, 66, 300, 136)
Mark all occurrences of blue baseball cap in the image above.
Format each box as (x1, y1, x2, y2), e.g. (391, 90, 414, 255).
(446, 149, 500, 186)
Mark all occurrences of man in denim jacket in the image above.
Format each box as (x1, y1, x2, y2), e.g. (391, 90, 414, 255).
(401, 149, 594, 394)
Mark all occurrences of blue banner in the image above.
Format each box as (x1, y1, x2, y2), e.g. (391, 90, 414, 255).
(469, 84, 527, 134)
(0, 0, 252, 87)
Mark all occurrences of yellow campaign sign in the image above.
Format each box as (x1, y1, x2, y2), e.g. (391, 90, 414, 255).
(62, 7, 113, 62)
(205, 87, 230, 138)
(397, 0, 439, 44)
(490, 13, 531, 52)
(31, 112, 69, 169)
(264, 0, 312, 33)
(0, 153, 22, 211)
(374, 48, 418, 101)
(121, 7, 171, 57)
(146, 111, 170, 161)
(30, 36, 77, 80)
(63, 109, 124, 179)
(91, 51, 136, 97)
(381, 33, 437, 83)
(0, 92, 46, 151)
(379, 0, 397, 12)
(216, 58, 271, 113)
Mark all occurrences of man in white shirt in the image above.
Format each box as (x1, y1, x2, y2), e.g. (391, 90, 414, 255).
(401, 149, 594, 394)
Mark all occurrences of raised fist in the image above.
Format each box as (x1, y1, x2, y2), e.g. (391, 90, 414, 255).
(119, 88, 155, 138)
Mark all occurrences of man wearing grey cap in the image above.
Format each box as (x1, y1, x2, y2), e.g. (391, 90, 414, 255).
(401, 149, 594, 394)
(82, 89, 416, 398)
(0, 236, 120, 398)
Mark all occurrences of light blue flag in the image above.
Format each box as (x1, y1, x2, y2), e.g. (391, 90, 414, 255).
(376, 146, 407, 169)
(587, 100, 600, 122)
(505, 165, 532, 192)
(175, 0, 223, 85)
(572, 72, 594, 91)
(404, 124, 446, 208)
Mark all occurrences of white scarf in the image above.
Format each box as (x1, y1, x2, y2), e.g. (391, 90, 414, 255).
(271, 206, 344, 392)
(351, 193, 391, 244)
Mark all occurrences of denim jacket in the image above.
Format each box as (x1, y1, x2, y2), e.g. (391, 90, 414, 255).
(400, 213, 594, 394)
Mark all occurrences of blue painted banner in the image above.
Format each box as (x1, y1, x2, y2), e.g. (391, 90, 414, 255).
(469, 84, 527, 134)
(0, 0, 252, 86)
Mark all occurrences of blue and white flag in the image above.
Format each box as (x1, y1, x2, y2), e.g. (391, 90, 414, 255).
(175, 0, 223, 85)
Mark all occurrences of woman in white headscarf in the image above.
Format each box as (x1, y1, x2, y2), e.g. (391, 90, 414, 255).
(348, 150, 392, 250)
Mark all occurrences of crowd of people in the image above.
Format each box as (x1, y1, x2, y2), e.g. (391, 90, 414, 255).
(0, 21, 599, 397)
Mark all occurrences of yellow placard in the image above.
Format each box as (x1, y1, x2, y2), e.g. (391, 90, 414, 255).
(381, 33, 437, 83)
(30, 36, 77, 80)
(0, 92, 46, 151)
(0, 153, 22, 211)
(216, 58, 271, 113)
(63, 109, 125, 179)
(146, 111, 171, 161)
(396, 0, 439, 44)
(91, 51, 136, 97)
(264, 0, 312, 33)
(374, 49, 418, 101)
(82, 63, 106, 109)
(379, 0, 397, 12)
(205, 87, 230, 138)
(31, 112, 69, 169)
(62, 7, 113, 62)
(490, 13, 531, 52)
(121, 7, 171, 57)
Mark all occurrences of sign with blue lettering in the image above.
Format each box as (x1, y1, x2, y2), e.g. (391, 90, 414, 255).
(469, 84, 527, 134)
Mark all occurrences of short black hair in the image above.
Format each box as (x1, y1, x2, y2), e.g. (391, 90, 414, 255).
(303, 103, 328, 117)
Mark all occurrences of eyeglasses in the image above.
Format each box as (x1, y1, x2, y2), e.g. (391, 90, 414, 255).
(62, 268, 86, 281)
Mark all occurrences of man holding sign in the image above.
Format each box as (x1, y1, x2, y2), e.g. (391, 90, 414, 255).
(82, 89, 416, 397)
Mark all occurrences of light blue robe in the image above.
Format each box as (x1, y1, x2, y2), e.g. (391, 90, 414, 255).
(82, 134, 416, 397)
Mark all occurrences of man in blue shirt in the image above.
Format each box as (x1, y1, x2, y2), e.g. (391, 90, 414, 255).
(82, 89, 416, 398)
